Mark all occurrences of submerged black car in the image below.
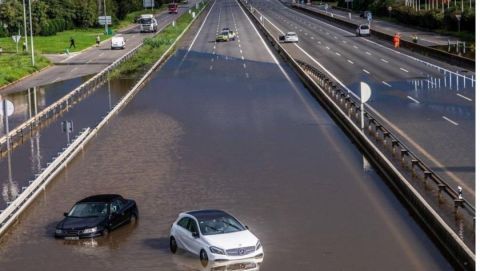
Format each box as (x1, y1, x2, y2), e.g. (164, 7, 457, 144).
(55, 194, 138, 240)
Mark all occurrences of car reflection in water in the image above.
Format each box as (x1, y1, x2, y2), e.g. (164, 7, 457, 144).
(172, 252, 263, 271)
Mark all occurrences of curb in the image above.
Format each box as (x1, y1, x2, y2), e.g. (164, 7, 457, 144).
(0, 63, 52, 93)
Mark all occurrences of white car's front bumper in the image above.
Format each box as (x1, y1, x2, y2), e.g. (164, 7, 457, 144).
(208, 246, 264, 261)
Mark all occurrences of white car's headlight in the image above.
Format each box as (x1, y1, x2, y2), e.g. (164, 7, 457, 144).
(55, 229, 63, 234)
(209, 246, 225, 255)
(256, 241, 262, 250)
(82, 227, 98, 234)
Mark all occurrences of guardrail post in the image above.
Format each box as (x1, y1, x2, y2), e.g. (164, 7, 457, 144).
(423, 171, 432, 184)
(411, 159, 419, 176)
(400, 149, 408, 162)
(382, 131, 390, 145)
(391, 139, 399, 154)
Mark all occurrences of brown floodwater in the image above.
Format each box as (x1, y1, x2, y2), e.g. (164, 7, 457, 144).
(0, 0, 453, 270)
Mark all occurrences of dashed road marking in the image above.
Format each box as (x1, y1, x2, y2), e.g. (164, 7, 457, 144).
(400, 68, 409, 73)
(365, 51, 372, 55)
(382, 81, 392, 87)
(347, 59, 354, 64)
(209, 65, 213, 70)
(243, 63, 247, 69)
(245, 73, 249, 78)
(456, 93, 472, 101)
(353, 45, 358, 49)
(381, 58, 389, 63)
(335, 52, 341, 56)
(407, 96, 420, 103)
(363, 69, 370, 74)
(442, 116, 459, 126)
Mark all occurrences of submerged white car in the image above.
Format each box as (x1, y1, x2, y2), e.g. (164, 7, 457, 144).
(111, 36, 126, 49)
(170, 210, 264, 263)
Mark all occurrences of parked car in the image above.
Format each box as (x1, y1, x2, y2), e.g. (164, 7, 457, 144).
(54, 194, 138, 240)
(139, 14, 158, 33)
(356, 24, 370, 36)
(111, 36, 126, 50)
(169, 209, 264, 263)
(279, 32, 299, 43)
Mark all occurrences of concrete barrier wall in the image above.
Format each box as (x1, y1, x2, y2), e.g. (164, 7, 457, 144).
(291, 4, 475, 71)
(239, 1, 474, 270)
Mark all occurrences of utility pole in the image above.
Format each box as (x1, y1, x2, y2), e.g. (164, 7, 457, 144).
(22, 0, 28, 51)
(103, 0, 108, 35)
(28, 0, 35, 66)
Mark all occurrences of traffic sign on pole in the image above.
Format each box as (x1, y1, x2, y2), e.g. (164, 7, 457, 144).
(360, 82, 372, 132)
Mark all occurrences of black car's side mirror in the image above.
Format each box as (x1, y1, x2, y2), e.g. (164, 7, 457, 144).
(63, 212, 68, 217)
(192, 232, 200, 238)
(245, 225, 249, 230)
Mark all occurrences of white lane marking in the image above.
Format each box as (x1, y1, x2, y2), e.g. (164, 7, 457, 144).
(342, 40, 347, 43)
(213, 45, 216, 50)
(407, 96, 420, 103)
(317, 41, 321, 44)
(363, 69, 370, 74)
(240, 49, 243, 54)
(241, 56, 244, 60)
(311, 36, 314, 39)
(209, 65, 213, 70)
(98, 52, 104, 57)
(245, 72, 249, 78)
(335, 52, 341, 56)
(400, 68, 409, 73)
(54, 76, 62, 82)
(243, 63, 247, 69)
(382, 81, 392, 87)
(334, 36, 338, 39)
(185, 0, 217, 55)
(353, 45, 358, 49)
(326, 46, 330, 50)
(456, 93, 472, 101)
(365, 51, 372, 55)
(239, 44, 241, 48)
(381, 58, 389, 63)
(211, 58, 214, 62)
(347, 59, 354, 64)
(442, 116, 459, 126)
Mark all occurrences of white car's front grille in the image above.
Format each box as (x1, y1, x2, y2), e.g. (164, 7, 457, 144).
(226, 246, 256, 256)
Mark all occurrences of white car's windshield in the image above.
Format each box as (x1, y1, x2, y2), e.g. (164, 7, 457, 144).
(198, 215, 246, 235)
(68, 202, 108, 218)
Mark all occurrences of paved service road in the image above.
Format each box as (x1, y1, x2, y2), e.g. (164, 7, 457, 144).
(0, 0, 452, 270)
(248, 0, 475, 204)
(0, 1, 200, 95)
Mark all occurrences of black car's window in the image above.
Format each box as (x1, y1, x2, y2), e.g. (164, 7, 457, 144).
(177, 217, 189, 229)
(111, 199, 123, 213)
(187, 218, 199, 234)
(68, 202, 108, 218)
(197, 214, 245, 236)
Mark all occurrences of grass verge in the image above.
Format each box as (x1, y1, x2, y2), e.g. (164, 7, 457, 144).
(0, 53, 50, 87)
(110, 3, 206, 79)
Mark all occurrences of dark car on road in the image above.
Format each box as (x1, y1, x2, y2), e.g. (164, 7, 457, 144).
(55, 194, 138, 240)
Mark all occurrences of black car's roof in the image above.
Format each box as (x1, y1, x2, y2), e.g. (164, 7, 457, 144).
(187, 209, 232, 220)
(78, 194, 122, 203)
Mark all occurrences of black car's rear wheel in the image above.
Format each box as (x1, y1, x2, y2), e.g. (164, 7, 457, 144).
(170, 236, 178, 253)
(130, 212, 138, 224)
(103, 229, 109, 238)
(200, 249, 208, 264)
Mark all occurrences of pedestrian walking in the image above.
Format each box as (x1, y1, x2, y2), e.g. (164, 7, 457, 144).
(96, 35, 101, 47)
(22, 41, 27, 52)
(69, 37, 76, 49)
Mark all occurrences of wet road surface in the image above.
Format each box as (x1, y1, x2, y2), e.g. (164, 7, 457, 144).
(0, 0, 452, 270)
(248, 0, 475, 204)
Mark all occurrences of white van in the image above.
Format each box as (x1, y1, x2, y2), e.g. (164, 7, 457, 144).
(139, 14, 158, 33)
(111, 36, 126, 50)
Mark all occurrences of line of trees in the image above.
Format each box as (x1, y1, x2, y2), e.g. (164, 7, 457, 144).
(336, 0, 475, 33)
(0, 0, 172, 37)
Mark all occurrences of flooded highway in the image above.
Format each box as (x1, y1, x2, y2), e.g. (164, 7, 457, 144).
(0, 0, 453, 270)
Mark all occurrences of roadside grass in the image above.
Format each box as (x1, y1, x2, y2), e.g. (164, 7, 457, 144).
(0, 8, 167, 54)
(0, 53, 50, 87)
(110, 3, 206, 78)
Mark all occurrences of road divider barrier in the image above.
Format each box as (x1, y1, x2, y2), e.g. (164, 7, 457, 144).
(0, 0, 210, 240)
(238, 0, 474, 269)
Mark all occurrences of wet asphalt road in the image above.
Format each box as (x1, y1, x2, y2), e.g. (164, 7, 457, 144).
(0, 0, 452, 270)
(247, 0, 475, 204)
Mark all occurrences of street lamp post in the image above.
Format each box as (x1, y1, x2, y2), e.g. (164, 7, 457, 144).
(103, 0, 108, 35)
(28, 0, 34, 66)
(22, 0, 28, 51)
(455, 14, 462, 32)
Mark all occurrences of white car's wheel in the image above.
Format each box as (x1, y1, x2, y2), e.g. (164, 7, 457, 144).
(169, 236, 178, 253)
(200, 249, 209, 264)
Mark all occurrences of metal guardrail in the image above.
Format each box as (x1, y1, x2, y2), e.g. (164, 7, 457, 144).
(0, 0, 210, 239)
(0, 127, 91, 236)
(0, 18, 173, 155)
